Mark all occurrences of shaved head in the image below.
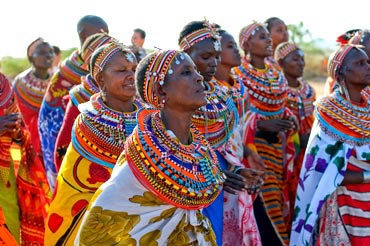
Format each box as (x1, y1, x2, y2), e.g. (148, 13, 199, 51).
(77, 15, 109, 46)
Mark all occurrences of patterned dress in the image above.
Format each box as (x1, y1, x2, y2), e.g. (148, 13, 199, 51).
(38, 50, 88, 190)
(76, 109, 224, 245)
(54, 74, 100, 171)
(232, 60, 296, 245)
(44, 94, 144, 245)
(291, 90, 370, 246)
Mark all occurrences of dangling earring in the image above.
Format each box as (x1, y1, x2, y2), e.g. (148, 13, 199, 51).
(161, 98, 166, 108)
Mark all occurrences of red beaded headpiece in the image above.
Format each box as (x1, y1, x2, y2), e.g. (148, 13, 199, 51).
(239, 22, 264, 48)
(349, 30, 369, 45)
(274, 42, 301, 62)
(328, 45, 356, 81)
(81, 33, 116, 65)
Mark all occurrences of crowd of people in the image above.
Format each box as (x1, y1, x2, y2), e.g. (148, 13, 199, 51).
(0, 14, 369, 246)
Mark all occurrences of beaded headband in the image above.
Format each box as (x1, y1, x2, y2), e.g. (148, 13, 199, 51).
(239, 22, 264, 48)
(328, 45, 356, 81)
(143, 50, 181, 108)
(27, 38, 44, 59)
(92, 42, 135, 81)
(179, 20, 220, 51)
(349, 30, 369, 45)
(81, 33, 116, 65)
(274, 42, 301, 62)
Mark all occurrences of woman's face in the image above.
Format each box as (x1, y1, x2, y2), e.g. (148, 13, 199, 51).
(269, 20, 289, 49)
(248, 27, 273, 58)
(281, 49, 305, 79)
(160, 53, 206, 112)
(31, 43, 55, 69)
(220, 32, 241, 67)
(187, 38, 221, 82)
(342, 49, 370, 88)
(99, 52, 138, 102)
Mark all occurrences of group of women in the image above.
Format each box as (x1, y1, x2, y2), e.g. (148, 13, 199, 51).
(0, 14, 369, 246)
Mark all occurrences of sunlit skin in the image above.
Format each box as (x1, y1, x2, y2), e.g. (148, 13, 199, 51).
(31, 42, 55, 80)
(95, 52, 137, 113)
(131, 32, 145, 48)
(215, 32, 241, 85)
(269, 19, 289, 51)
(154, 53, 205, 144)
(244, 28, 297, 132)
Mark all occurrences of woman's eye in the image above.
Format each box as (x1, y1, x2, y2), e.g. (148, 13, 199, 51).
(181, 70, 191, 75)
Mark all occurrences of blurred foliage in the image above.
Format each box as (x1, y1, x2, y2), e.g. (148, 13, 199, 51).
(0, 47, 77, 80)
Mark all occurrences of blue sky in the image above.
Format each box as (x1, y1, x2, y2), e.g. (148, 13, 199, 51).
(1, 0, 369, 58)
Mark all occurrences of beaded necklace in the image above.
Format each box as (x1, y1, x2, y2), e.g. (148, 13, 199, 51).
(316, 90, 370, 146)
(14, 68, 49, 110)
(286, 78, 315, 134)
(59, 50, 89, 85)
(72, 93, 144, 167)
(69, 74, 100, 106)
(232, 60, 287, 118)
(126, 109, 224, 209)
(192, 79, 239, 150)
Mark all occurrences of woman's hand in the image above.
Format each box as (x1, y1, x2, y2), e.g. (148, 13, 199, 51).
(223, 168, 265, 195)
(257, 119, 294, 133)
(0, 113, 21, 136)
(246, 149, 266, 171)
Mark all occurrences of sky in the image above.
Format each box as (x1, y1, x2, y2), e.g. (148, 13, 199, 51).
(1, 0, 369, 58)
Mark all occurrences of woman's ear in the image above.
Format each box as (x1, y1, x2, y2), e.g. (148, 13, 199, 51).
(153, 82, 168, 104)
(95, 73, 105, 91)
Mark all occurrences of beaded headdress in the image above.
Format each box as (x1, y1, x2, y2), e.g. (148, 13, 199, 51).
(274, 42, 302, 62)
(328, 45, 356, 81)
(81, 33, 116, 65)
(179, 19, 220, 51)
(143, 50, 181, 108)
(349, 30, 369, 45)
(239, 22, 264, 48)
(91, 42, 135, 81)
(27, 37, 45, 60)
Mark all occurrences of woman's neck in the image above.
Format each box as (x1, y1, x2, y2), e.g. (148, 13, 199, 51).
(215, 64, 232, 84)
(103, 94, 135, 112)
(344, 83, 365, 104)
(160, 108, 193, 145)
(32, 67, 50, 80)
(249, 55, 266, 70)
(284, 73, 300, 88)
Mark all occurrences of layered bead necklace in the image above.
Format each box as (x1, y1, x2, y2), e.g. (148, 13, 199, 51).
(192, 80, 239, 150)
(126, 110, 224, 209)
(72, 93, 144, 167)
(69, 74, 100, 106)
(316, 90, 370, 146)
(59, 50, 89, 86)
(232, 60, 288, 118)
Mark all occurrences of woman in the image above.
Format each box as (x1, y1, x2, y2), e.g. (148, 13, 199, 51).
(14, 38, 54, 165)
(350, 30, 370, 58)
(214, 28, 263, 246)
(291, 45, 370, 245)
(54, 33, 115, 171)
(265, 17, 289, 52)
(76, 49, 223, 245)
(44, 42, 143, 245)
(232, 23, 297, 245)
(179, 20, 265, 245)
(274, 42, 315, 228)
(38, 32, 111, 190)
(1, 72, 50, 244)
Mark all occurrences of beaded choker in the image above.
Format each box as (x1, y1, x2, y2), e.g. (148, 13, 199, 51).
(232, 60, 287, 117)
(72, 93, 144, 167)
(316, 90, 370, 146)
(192, 80, 239, 150)
(14, 68, 49, 110)
(69, 74, 100, 106)
(126, 110, 224, 209)
(59, 50, 89, 85)
(0, 73, 14, 111)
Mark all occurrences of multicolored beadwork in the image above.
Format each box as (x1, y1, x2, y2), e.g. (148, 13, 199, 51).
(126, 109, 224, 209)
(274, 42, 301, 62)
(232, 60, 288, 118)
(316, 90, 370, 146)
(143, 50, 181, 108)
(81, 33, 115, 65)
(239, 22, 264, 48)
(328, 45, 356, 81)
(71, 93, 144, 167)
(69, 74, 100, 106)
(349, 30, 369, 45)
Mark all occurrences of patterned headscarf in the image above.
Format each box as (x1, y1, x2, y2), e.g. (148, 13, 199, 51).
(239, 22, 264, 48)
(27, 38, 45, 60)
(81, 32, 116, 65)
(91, 42, 135, 81)
(274, 42, 302, 62)
(179, 19, 220, 51)
(328, 45, 357, 82)
(349, 30, 369, 45)
(143, 50, 182, 108)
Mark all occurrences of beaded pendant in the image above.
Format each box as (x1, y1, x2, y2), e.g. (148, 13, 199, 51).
(126, 109, 224, 209)
(192, 80, 239, 150)
(232, 60, 288, 118)
(72, 93, 144, 167)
